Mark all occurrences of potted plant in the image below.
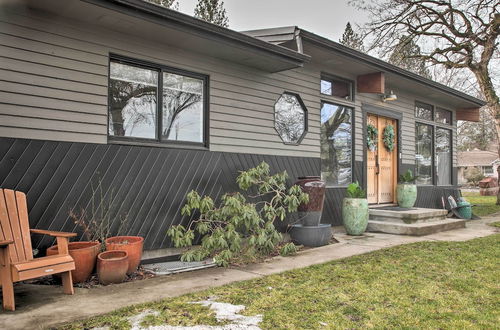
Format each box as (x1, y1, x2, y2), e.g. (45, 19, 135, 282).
(342, 182, 369, 236)
(105, 236, 144, 274)
(97, 250, 129, 285)
(47, 183, 129, 283)
(397, 169, 417, 208)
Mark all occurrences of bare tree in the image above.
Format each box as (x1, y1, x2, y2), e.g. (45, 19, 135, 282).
(351, 0, 499, 203)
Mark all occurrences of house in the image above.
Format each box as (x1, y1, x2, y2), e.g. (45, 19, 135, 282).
(457, 150, 499, 185)
(0, 0, 485, 253)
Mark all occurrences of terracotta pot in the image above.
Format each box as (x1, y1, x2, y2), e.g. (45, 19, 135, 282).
(295, 176, 326, 226)
(97, 250, 129, 285)
(46, 241, 100, 283)
(105, 236, 144, 274)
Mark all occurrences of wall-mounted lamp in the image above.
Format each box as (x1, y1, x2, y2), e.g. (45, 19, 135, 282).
(382, 90, 398, 102)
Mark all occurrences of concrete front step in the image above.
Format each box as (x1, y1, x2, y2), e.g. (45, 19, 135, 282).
(367, 218, 466, 236)
(369, 207, 448, 224)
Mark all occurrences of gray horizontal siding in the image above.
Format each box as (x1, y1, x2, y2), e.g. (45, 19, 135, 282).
(0, 8, 322, 157)
(0, 5, 458, 164)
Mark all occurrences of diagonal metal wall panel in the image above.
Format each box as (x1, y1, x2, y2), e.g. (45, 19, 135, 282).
(0, 138, 459, 251)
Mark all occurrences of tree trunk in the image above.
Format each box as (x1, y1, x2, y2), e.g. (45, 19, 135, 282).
(472, 67, 500, 205)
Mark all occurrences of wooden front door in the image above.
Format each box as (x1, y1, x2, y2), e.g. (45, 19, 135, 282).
(367, 114, 398, 204)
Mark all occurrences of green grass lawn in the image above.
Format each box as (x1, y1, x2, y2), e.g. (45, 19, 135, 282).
(461, 191, 500, 217)
(60, 234, 500, 330)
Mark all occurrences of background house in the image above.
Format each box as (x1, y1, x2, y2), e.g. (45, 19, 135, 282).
(457, 150, 499, 185)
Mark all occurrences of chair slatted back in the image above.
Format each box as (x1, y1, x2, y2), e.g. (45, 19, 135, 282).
(0, 189, 33, 263)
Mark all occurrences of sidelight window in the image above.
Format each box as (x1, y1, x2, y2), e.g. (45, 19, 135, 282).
(320, 102, 353, 186)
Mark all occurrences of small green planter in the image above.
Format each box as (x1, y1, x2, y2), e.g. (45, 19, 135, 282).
(342, 198, 369, 235)
(396, 184, 417, 208)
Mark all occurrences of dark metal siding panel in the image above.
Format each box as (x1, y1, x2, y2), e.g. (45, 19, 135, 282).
(1, 137, 460, 251)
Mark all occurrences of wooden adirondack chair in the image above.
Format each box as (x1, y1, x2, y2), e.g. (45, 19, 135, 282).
(0, 188, 77, 311)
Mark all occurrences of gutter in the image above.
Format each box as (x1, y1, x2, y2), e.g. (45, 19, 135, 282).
(299, 30, 486, 107)
(82, 0, 310, 66)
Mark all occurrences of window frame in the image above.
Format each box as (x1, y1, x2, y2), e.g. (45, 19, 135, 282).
(415, 101, 434, 121)
(273, 91, 309, 146)
(435, 107, 453, 125)
(319, 100, 355, 188)
(107, 54, 210, 149)
(320, 73, 355, 102)
(414, 101, 455, 186)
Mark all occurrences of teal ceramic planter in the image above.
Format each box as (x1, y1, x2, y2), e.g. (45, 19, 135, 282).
(396, 184, 417, 208)
(342, 198, 369, 235)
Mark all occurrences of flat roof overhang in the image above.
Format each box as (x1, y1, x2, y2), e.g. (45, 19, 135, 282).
(7, 0, 309, 73)
(299, 30, 486, 109)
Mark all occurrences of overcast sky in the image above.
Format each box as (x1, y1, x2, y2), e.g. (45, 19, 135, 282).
(177, 0, 369, 41)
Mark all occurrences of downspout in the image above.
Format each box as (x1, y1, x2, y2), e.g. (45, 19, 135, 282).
(294, 28, 303, 54)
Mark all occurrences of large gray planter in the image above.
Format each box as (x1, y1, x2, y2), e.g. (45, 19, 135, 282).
(289, 224, 331, 247)
(342, 198, 369, 235)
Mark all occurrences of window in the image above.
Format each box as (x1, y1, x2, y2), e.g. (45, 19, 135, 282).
(435, 128, 452, 185)
(483, 166, 494, 176)
(415, 101, 433, 121)
(320, 75, 353, 101)
(435, 108, 452, 125)
(415, 123, 433, 185)
(108, 58, 207, 145)
(109, 62, 158, 139)
(320, 102, 352, 186)
(274, 92, 307, 144)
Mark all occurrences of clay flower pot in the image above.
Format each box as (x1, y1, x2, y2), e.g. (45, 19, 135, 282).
(295, 176, 326, 226)
(97, 250, 129, 285)
(105, 236, 144, 274)
(46, 241, 100, 283)
(342, 198, 369, 236)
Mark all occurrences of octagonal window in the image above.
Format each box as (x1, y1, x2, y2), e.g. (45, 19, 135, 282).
(274, 92, 307, 145)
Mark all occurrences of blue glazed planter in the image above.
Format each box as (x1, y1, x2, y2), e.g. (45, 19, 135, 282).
(396, 184, 417, 208)
(342, 198, 369, 235)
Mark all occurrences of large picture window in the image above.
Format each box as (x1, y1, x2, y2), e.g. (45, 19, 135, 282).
(320, 102, 352, 186)
(108, 57, 207, 146)
(435, 128, 452, 185)
(415, 123, 433, 185)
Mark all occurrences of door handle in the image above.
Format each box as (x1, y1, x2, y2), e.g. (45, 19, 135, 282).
(375, 155, 380, 175)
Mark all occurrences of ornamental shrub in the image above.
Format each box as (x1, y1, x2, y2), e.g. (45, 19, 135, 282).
(167, 162, 309, 266)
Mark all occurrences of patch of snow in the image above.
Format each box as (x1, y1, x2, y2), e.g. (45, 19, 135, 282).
(107, 298, 262, 330)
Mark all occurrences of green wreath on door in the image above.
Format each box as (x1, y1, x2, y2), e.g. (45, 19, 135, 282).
(383, 124, 395, 152)
(367, 124, 378, 151)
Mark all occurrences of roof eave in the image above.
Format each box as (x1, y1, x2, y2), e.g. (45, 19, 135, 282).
(82, 0, 310, 66)
(299, 30, 486, 107)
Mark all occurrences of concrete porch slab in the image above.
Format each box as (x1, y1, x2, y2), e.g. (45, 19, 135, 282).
(367, 218, 466, 236)
(369, 207, 448, 223)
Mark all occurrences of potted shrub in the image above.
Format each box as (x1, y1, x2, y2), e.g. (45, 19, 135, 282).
(397, 169, 417, 208)
(105, 236, 144, 274)
(342, 182, 369, 236)
(97, 250, 129, 285)
(47, 182, 129, 283)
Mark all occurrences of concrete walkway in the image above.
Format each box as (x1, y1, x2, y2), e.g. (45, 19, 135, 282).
(1, 217, 498, 330)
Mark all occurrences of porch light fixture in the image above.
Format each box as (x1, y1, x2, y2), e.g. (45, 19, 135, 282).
(382, 90, 398, 102)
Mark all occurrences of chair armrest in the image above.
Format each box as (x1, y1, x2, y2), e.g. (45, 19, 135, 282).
(30, 229, 77, 238)
(0, 240, 14, 247)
